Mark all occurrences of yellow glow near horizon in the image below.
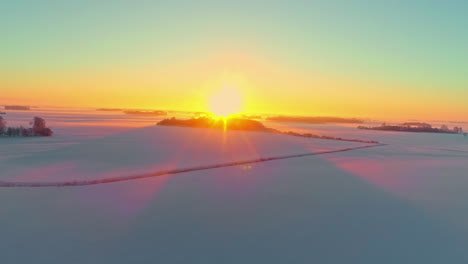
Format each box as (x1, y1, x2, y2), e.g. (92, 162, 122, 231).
(209, 86, 243, 117)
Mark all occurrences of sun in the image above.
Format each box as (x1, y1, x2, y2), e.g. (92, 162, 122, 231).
(209, 86, 243, 117)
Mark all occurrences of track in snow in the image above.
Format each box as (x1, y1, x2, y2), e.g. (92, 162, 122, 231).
(0, 144, 386, 188)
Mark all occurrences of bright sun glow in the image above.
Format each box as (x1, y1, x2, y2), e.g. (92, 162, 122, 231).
(209, 86, 243, 117)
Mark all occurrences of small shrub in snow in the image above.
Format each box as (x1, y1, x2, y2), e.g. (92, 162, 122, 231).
(0, 116, 5, 134)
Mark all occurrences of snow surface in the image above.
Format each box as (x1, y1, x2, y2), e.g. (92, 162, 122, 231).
(1, 108, 468, 263)
(1, 125, 370, 183)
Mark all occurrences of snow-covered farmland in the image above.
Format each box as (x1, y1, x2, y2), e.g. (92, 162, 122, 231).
(1, 108, 468, 263)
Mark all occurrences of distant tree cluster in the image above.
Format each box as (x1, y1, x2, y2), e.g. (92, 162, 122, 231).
(452, 126, 464, 134)
(281, 130, 379, 144)
(124, 110, 167, 116)
(402, 122, 432, 129)
(0, 116, 53, 137)
(358, 122, 464, 135)
(157, 117, 272, 132)
(96, 108, 122, 111)
(4, 105, 30, 110)
(267, 116, 363, 124)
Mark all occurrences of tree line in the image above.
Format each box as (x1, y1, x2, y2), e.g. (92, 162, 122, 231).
(0, 116, 53, 137)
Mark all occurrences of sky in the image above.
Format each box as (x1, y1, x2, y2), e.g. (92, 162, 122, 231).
(1, 0, 467, 121)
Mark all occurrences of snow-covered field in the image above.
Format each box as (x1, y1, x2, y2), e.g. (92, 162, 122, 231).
(1, 108, 468, 263)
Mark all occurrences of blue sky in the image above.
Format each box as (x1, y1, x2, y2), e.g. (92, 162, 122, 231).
(2, 0, 467, 119)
